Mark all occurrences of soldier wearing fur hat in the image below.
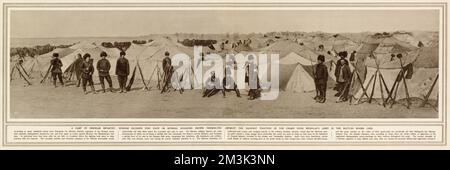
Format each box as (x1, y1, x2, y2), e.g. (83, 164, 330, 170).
(314, 55, 328, 103)
(50, 53, 64, 88)
(116, 51, 129, 93)
(334, 51, 350, 98)
(81, 53, 96, 94)
(97, 51, 113, 93)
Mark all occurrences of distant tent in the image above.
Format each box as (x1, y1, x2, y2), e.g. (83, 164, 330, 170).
(413, 46, 439, 68)
(69, 41, 97, 49)
(234, 44, 253, 53)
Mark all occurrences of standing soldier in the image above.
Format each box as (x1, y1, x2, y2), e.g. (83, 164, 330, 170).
(81, 53, 96, 94)
(116, 51, 129, 93)
(314, 55, 328, 103)
(97, 51, 113, 93)
(74, 54, 84, 87)
(334, 51, 349, 97)
(222, 68, 241, 98)
(161, 51, 172, 93)
(50, 53, 64, 88)
(336, 59, 351, 102)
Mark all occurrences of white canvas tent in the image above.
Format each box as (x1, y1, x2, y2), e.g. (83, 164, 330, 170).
(125, 38, 197, 91)
(278, 49, 336, 93)
(279, 52, 316, 92)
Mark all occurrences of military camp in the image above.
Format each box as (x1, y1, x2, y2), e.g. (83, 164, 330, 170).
(9, 30, 440, 119)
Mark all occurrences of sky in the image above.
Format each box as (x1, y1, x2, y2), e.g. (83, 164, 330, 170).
(10, 10, 440, 38)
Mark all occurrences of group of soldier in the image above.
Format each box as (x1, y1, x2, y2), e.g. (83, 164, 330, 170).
(313, 51, 355, 103)
(48, 46, 356, 102)
(49, 51, 130, 94)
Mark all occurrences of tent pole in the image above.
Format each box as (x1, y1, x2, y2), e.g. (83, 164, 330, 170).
(146, 64, 159, 91)
(137, 62, 148, 90)
(34, 58, 44, 78)
(389, 78, 401, 108)
(16, 64, 32, 85)
(29, 60, 36, 78)
(378, 73, 386, 107)
(355, 71, 370, 99)
(18, 63, 31, 79)
(379, 72, 390, 95)
(385, 70, 401, 104)
(40, 64, 52, 84)
(368, 69, 378, 103)
(420, 74, 439, 107)
(356, 73, 375, 104)
(157, 67, 161, 90)
(399, 58, 411, 109)
(10, 64, 16, 81)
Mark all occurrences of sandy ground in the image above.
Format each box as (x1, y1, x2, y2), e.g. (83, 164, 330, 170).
(10, 77, 438, 119)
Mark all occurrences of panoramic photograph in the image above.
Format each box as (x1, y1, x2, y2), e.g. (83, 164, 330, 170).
(8, 10, 440, 118)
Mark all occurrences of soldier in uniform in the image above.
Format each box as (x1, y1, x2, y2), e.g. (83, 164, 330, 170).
(245, 55, 261, 100)
(50, 53, 64, 88)
(116, 51, 129, 93)
(81, 53, 96, 94)
(334, 51, 350, 97)
(74, 54, 84, 87)
(161, 51, 173, 93)
(97, 51, 113, 93)
(202, 71, 220, 97)
(222, 67, 241, 98)
(314, 55, 328, 103)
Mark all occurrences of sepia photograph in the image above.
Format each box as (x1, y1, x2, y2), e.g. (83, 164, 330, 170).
(8, 9, 440, 119)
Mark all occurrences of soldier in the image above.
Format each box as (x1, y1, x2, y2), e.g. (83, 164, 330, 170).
(314, 55, 328, 103)
(74, 54, 84, 87)
(334, 51, 350, 97)
(202, 71, 220, 97)
(81, 53, 96, 94)
(336, 59, 351, 102)
(222, 68, 241, 98)
(97, 51, 113, 93)
(245, 55, 261, 100)
(116, 51, 129, 93)
(50, 53, 64, 88)
(161, 51, 173, 93)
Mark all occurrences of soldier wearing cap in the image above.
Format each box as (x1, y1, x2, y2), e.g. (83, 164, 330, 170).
(116, 51, 129, 93)
(97, 51, 113, 93)
(314, 55, 328, 103)
(81, 53, 96, 94)
(161, 51, 173, 93)
(50, 53, 64, 88)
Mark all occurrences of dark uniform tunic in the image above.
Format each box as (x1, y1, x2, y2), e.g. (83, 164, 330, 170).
(161, 56, 173, 93)
(50, 58, 64, 86)
(334, 59, 351, 99)
(97, 58, 113, 90)
(73, 57, 84, 86)
(116, 57, 130, 91)
(315, 63, 329, 101)
(81, 60, 95, 92)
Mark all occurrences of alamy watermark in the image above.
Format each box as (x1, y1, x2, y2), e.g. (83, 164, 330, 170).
(170, 46, 279, 100)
